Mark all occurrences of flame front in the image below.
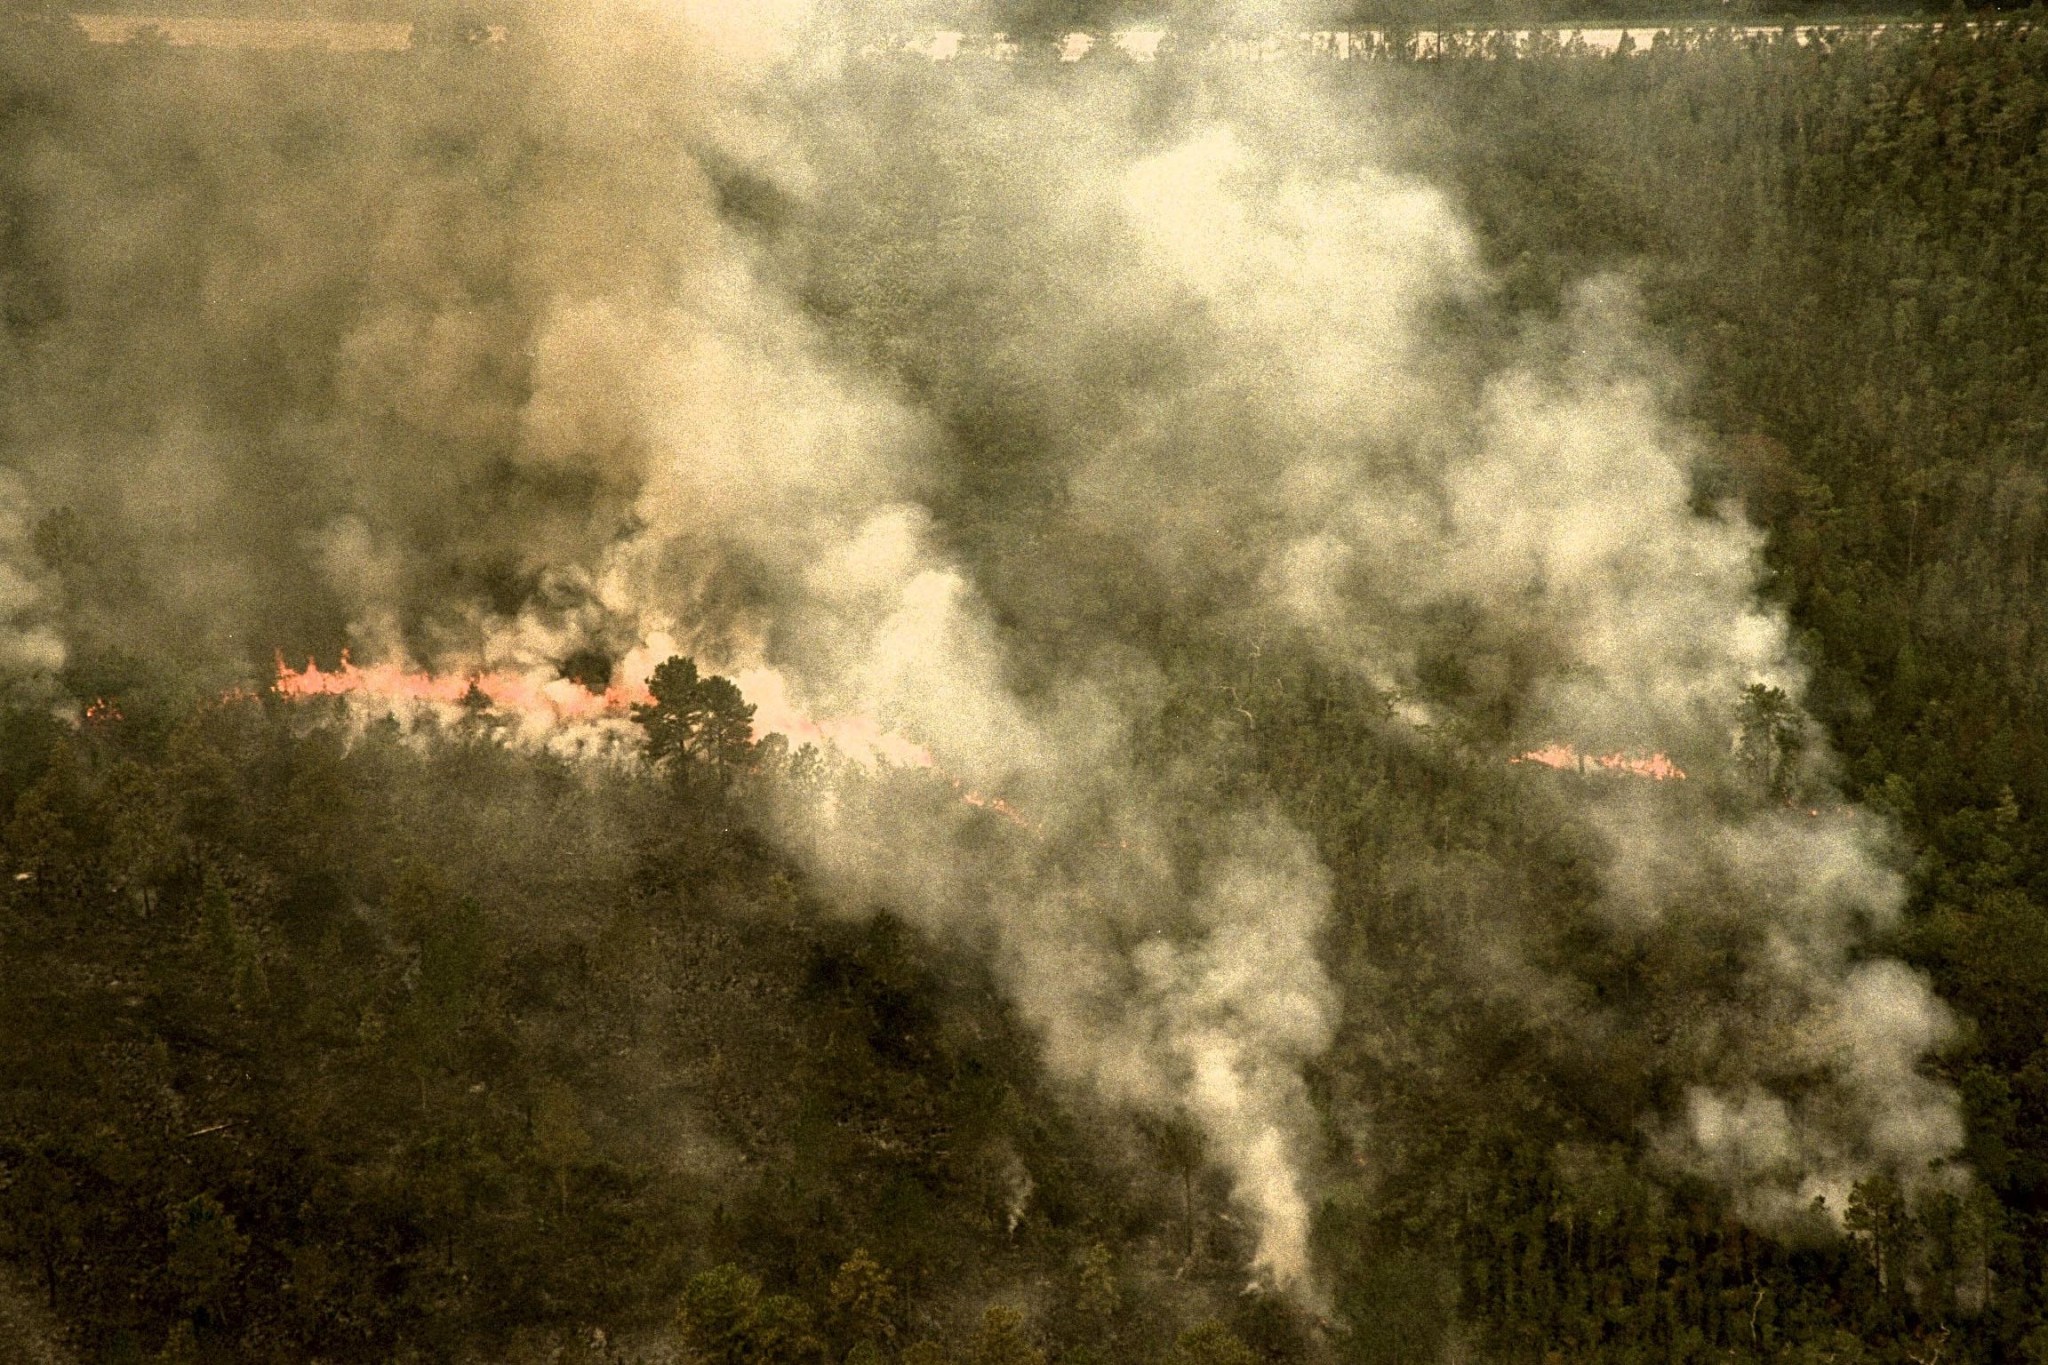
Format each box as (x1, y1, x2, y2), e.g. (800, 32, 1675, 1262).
(1511, 743, 1686, 781)
(271, 652, 939, 772)
(275, 652, 649, 720)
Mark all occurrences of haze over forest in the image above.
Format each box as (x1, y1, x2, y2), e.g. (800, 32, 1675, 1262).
(3, 2, 2048, 1362)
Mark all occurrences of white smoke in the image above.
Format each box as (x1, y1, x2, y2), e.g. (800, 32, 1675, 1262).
(472, 8, 1958, 1270)
(0, 471, 64, 680)
(585, 238, 1345, 1287)
(694, 35, 1956, 1240)
(2, 0, 1965, 1298)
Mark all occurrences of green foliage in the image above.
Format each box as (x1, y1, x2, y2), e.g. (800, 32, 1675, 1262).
(750, 1293, 829, 1365)
(679, 1265, 771, 1365)
(198, 872, 267, 1014)
(530, 1078, 593, 1219)
(165, 1194, 247, 1324)
(826, 1247, 899, 1352)
(1075, 1242, 1119, 1321)
(1166, 1320, 1258, 1365)
(633, 656, 758, 772)
(964, 1305, 1044, 1365)
(1735, 683, 1805, 802)
(678, 1264, 826, 1365)
(0, 662, 1226, 1359)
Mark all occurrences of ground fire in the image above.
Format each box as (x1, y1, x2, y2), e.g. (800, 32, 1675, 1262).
(1510, 743, 1686, 780)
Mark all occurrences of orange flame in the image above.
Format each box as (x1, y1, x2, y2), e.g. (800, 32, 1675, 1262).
(270, 653, 945, 769)
(274, 652, 648, 720)
(267, 653, 1050, 827)
(958, 784, 1034, 830)
(1511, 743, 1685, 781)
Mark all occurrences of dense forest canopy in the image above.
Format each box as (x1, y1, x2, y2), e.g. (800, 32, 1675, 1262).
(4, 3, 2048, 1362)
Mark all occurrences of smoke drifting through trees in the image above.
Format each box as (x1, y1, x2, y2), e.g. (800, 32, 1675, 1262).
(0, 0, 1960, 1304)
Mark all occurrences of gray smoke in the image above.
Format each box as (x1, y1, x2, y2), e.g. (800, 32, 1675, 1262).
(0, 0, 1962, 1296)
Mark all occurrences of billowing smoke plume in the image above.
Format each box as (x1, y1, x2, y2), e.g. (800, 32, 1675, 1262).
(0, 0, 1960, 1297)
(748, 41, 1961, 1236)
(937, 104, 1962, 1224)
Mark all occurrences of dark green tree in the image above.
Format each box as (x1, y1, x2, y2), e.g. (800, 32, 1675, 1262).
(1736, 682, 1805, 802)
(965, 1305, 1044, 1365)
(1166, 1321, 1258, 1365)
(632, 656, 757, 772)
